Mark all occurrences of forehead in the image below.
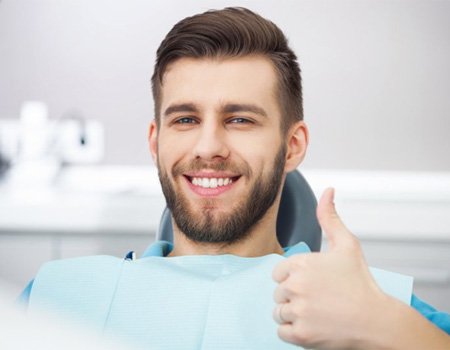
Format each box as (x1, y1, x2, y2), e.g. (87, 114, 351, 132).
(160, 56, 280, 116)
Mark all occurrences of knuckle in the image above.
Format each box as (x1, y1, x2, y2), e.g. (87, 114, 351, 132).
(290, 255, 310, 270)
(292, 299, 308, 316)
(273, 286, 284, 303)
(277, 326, 301, 346)
(290, 324, 315, 347)
(272, 262, 288, 282)
(283, 278, 300, 296)
(346, 233, 362, 251)
(329, 211, 340, 221)
(272, 269, 281, 282)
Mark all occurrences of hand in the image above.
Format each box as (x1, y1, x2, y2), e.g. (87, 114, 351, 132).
(272, 188, 387, 349)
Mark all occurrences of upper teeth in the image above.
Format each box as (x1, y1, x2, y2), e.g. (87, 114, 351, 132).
(192, 177, 233, 188)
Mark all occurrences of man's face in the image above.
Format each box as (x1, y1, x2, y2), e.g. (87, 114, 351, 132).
(151, 56, 288, 244)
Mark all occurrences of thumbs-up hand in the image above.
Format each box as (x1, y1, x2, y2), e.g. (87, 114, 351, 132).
(272, 188, 388, 349)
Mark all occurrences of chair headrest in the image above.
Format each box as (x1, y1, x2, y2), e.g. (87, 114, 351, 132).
(276, 170, 321, 251)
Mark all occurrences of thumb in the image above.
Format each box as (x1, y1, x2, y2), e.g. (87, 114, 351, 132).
(317, 187, 356, 251)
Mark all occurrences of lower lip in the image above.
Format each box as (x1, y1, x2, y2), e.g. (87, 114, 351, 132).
(184, 177, 237, 197)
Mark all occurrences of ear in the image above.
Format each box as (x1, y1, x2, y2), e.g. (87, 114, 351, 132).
(148, 120, 158, 163)
(284, 121, 309, 172)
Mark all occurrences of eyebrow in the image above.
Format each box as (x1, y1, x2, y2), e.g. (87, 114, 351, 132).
(164, 103, 199, 117)
(163, 102, 268, 118)
(222, 103, 268, 118)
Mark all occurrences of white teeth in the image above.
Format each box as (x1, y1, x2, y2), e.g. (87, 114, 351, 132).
(191, 177, 234, 188)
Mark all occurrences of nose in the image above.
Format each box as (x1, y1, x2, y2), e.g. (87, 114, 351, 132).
(192, 120, 230, 161)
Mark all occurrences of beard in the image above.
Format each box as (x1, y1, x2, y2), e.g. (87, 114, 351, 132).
(158, 145, 286, 245)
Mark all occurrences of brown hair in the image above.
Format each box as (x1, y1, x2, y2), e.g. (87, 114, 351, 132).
(151, 7, 303, 133)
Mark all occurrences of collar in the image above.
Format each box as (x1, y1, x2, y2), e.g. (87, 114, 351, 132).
(141, 240, 310, 258)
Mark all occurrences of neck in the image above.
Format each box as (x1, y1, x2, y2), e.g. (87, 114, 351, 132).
(168, 206, 284, 257)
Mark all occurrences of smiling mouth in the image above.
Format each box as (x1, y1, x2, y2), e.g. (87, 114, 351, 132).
(184, 175, 241, 189)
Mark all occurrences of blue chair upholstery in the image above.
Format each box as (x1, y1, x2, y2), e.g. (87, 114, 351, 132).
(156, 170, 322, 252)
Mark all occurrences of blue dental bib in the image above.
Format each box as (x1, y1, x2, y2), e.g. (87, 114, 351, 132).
(28, 242, 412, 350)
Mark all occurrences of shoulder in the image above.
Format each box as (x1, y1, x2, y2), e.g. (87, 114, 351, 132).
(22, 255, 123, 306)
(34, 254, 123, 283)
(32, 255, 123, 287)
(17, 279, 34, 307)
(412, 294, 450, 334)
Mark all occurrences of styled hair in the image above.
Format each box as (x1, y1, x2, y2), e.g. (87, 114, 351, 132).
(151, 7, 303, 133)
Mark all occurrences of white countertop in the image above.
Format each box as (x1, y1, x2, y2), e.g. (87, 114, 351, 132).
(0, 165, 165, 235)
(303, 169, 450, 241)
(1, 165, 449, 241)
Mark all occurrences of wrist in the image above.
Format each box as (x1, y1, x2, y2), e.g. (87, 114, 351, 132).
(354, 292, 404, 350)
(358, 293, 450, 350)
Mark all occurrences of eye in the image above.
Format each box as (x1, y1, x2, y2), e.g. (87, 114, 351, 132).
(228, 117, 253, 124)
(174, 117, 197, 124)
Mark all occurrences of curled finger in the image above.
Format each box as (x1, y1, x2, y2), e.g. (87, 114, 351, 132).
(273, 283, 290, 304)
(273, 303, 290, 325)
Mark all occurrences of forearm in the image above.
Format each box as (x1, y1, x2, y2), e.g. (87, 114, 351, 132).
(363, 295, 450, 350)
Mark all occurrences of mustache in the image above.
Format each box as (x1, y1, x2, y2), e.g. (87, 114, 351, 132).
(171, 159, 252, 178)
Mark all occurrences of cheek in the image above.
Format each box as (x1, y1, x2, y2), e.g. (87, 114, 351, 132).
(158, 142, 179, 165)
(159, 129, 198, 151)
(230, 148, 268, 180)
(231, 133, 282, 168)
(157, 133, 197, 174)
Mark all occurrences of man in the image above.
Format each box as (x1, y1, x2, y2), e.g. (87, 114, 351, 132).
(22, 7, 449, 349)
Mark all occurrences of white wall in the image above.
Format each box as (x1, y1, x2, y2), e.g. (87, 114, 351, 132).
(1, 0, 449, 170)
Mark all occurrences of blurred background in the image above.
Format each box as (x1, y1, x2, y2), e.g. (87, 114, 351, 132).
(0, 0, 449, 311)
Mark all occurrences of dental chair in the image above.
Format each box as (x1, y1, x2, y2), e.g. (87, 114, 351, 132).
(155, 170, 322, 251)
